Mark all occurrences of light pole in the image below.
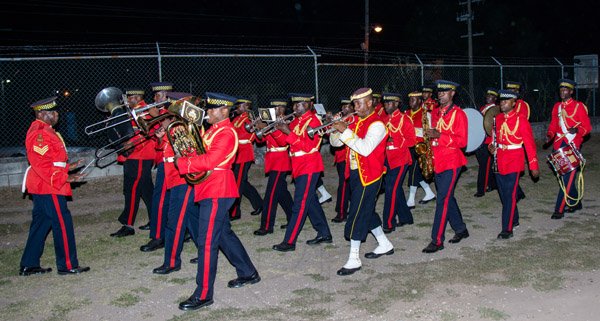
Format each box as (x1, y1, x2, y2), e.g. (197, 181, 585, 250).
(362, 0, 382, 85)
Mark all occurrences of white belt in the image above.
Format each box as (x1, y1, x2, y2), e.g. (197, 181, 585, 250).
(386, 146, 398, 150)
(22, 166, 32, 193)
(497, 144, 522, 150)
(163, 157, 175, 163)
(290, 149, 318, 157)
(53, 162, 67, 168)
(267, 147, 288, 152)
(238, 139, 251, 144)
(415, 128, 424, 137)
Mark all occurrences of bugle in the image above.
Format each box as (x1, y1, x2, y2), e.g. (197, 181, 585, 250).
(255, 113, 295, 140)
(306, 112, 357, 139)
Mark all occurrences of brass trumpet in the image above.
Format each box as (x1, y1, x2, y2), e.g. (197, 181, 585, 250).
(255, 114, 295, 140)
(306, 112, 357, 139)
(244, 111, 260, 133)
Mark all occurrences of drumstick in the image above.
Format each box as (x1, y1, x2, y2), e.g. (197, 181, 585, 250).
(78, 159, 95, 175)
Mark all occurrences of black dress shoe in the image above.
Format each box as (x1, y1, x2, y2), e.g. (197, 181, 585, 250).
(250, 207, 263, 216)
(230, 215, 241, 221)
(486, 186, 496, 192)
(331, 216, 346, 223)
(497, 231, 513, 239)
(190, 257, 198, 264)
(422, 242, 444, 253)
(152, 265, 181, 275)
(57, 266, 90, 275)
(280, 224, 288, 229)
(179, 296, 213, 311)
(517, 193, 526, 203)
(110, 226, 135, 237)
(364, 248, 394, 259)
(473, 192, 485, 197)
(272, 242, 295, 252)
(336, 266, 361, 276)
(253, 229, 273, 236)
(382, 227, 395, 234)
(565, 204, 582, 213)
(551, 212, 564, 219)
(306, 235, 333, 245)
(140, 239, 164, 252)
(138, 223, 150, 231)
(19, 266, 52, 276)
(183, 232, 192, 243)
(448, 230, 469, 244)
(408, 205, 416, 210)
(398, 221, 413, 227)
(419, 197, 436, 204)
(227, 271, 261, 288)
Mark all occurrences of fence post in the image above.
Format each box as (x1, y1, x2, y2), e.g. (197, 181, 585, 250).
(415, 54, 424, 86)
(307, 46, 319, 102)
(156, 42, 162, 81)
(554, 57, 564, 78)
(491, 56, 503, 89)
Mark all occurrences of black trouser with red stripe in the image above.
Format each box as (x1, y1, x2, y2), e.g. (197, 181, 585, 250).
(260, 170, 293, 231)
(554, 141, 582, 213)
(163, 184, 198, 268)
(283, 172, 332, 245)
(345, 170, 383, 241)
(21, 194, 80, 270)
(334, 161, 350, 219)
(192, 198, 257, 301)
(475, 143, 497, 195)
(383, 164, 413, 229)
(495, 172, 520, 232)
(150, 162, 169, 240)
(431, 168, 467, 246)
(118, 159, 154, 226)
(230, 162, 263, 218)
(407, 147, 425, 186)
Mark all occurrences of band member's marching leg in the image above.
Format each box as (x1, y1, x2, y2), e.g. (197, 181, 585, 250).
(422, 81, 469, 254)
(332, 98, 354, 223)
(474, 88, 499, 197)
(546, 79, 592, 219)
(490, 90, 540, 238)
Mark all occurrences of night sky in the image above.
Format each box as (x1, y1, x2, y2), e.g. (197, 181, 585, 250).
(1, 0, 598, 58)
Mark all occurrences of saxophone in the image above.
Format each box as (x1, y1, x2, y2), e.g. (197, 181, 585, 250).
(414, 105, 434, 180)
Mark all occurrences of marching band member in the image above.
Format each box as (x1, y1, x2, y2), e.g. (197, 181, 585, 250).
(152, 92, 200, 274)
(505, 81, 531, 120)
(330, 87, 394, 275)
(330, 98, 354, 223)
(272, 93, 332, 252)
(546, 79, 592, 219)
(253, 99, 294, 235)
(474, 88, 499, 197)
(20, 97, 90, 275)
(177, 92, 260, 311)
(422, 80, 470, 253)
(111, 89, 155, 238)
(229, 98, 263, 220)
(381, 93, 416, 233)
(489, 90, 539, 238)
(141, 81, 174, 252)
(422, 85, 439, 112)
(406, 91, 436, 208)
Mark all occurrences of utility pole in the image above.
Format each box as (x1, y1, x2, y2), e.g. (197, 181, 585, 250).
(457, 0, 484, 103)
(363, 0, 369, 86)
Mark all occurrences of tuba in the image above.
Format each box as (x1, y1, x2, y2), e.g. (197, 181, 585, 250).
(414, 106, 434, 180)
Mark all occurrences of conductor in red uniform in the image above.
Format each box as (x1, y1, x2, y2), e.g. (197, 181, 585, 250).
(489, 90, 540, 238)
(546, 79, 592, 218)
(177, 92, 260, 311)
(20, 97, 90, 276)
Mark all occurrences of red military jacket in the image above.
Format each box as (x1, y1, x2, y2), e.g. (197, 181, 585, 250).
(547, 98, 592, 150)
(124, 101, 156, 161)
(514, 99, 530, 120)
(408, 106, 427, 143)
(176, 118, 240, 202)
(232, 112, 256, 164)
(25, 120, 72, 196)
(494, 110, 539, 174)
(386, 109, 416, 169)
(272, 111, 324, 178)
(425, 98, 439, 112)
(333, 114, 357, 164)
(162, 137, 187, 190)
(430, 104, 468, 173)
(480, 103, 497, 144)
(375, 104, 389, 124)
(343, 112, 388, 186)
(259, 130, 292, 173)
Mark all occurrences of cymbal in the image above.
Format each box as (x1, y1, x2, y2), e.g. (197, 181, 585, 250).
(483, 105, 500, 136)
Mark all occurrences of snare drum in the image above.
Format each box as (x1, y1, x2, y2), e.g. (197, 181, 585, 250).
(547, 143, 585, 176)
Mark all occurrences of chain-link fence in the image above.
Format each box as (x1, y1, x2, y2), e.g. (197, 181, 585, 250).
(0, 44, 597, 153)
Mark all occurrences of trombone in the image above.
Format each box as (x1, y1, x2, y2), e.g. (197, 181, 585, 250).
(307, 112, 357, 139)
(255, 114, 295, 140)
